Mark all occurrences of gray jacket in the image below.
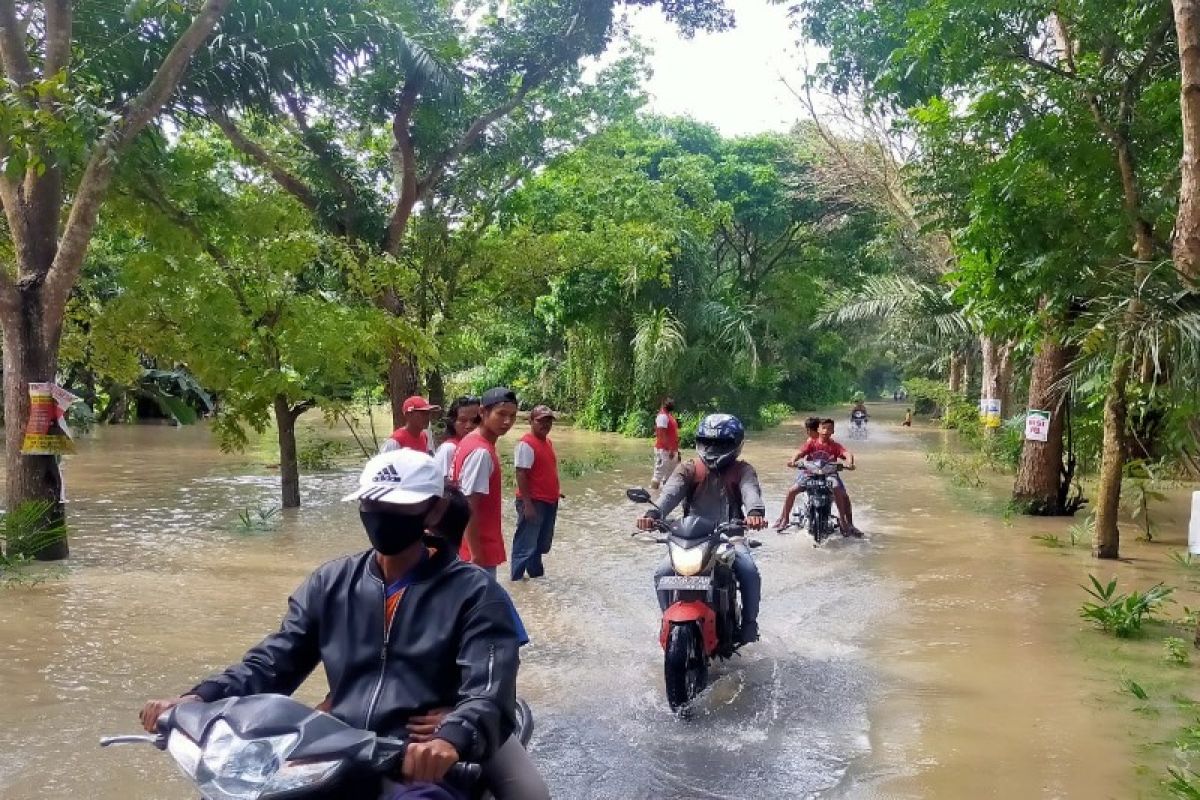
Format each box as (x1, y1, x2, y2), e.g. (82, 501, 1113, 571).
(655, 459, 766, 523)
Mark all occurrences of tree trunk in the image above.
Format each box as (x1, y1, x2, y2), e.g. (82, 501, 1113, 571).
(979, 335, 999, 430)
(948, 350, 964, 393)
(427, 368, 446, 409)
(1093, 335, 1134, 558)
(1, 293, 67, 559)
(1012, 333, 1072, 514)
(997, 342, 1015, 419)
(1175, 0, 1200, 284)
(387, 353, 421, 428)
(273, 395, 301, 509)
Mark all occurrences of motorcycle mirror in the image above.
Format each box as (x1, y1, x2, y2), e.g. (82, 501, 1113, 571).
(625, 488, 652, 504)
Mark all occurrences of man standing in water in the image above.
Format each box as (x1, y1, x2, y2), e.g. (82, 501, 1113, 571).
(382, 395, 439, 454)
(453, 387, 519, 576)
(512, 406, 561, 581)
(651, 397, 680, 490)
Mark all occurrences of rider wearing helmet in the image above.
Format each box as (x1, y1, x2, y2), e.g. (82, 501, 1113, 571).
(637, 413, 767, 643)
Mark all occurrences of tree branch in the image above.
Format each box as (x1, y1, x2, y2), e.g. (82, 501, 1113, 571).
(0, 0, 34, 85)
(44, 0, 71, 78)
(383, 80, 422, 256)
(283, 93, 361, 234)
(41, 0, 231, 348)
(206, 102, 322, 214)
(416, 76, 540, 199)
(1119, 10, 1175, 127)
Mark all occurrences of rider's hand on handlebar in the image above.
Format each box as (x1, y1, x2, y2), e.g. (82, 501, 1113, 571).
(403, 738, 460, 783)
(746, 514, 767, 530)
(139, 695, 201, 733)
(845, 463, 856, 471)
(636, 515, 657, 531)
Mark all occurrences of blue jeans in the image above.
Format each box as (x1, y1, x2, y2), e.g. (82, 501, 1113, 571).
(512, 499, 558, 580)
(654, 544, 761, 627)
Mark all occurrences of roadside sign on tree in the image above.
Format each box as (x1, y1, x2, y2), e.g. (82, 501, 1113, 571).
(980, 398, 1002, 428)
(21, 383, 81, 455)
(1024, 409, 1051, 442)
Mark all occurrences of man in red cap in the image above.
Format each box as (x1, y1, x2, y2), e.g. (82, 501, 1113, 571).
(383, 395, 440, 454)
(511, 405, 562, 581)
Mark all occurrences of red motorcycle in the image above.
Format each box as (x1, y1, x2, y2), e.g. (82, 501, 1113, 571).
(627, 488, 762, 712)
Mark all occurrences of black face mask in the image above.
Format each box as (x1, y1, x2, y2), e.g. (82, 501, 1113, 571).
(664, 402, 675, 412)
(360, 509, 427, 556)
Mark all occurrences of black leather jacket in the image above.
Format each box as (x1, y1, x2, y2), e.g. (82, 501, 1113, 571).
(187, 546, 518, 763)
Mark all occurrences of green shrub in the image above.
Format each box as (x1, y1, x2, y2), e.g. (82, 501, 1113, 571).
(0, 500, 66, 567)
(754, 402, 795, 430)
(1079, 575, 1173, 638)
(298, 438, 350, 471)
(676, 411, 701, 449)
(618, 409, 654, 438)
(1164, 637, 1191, 665)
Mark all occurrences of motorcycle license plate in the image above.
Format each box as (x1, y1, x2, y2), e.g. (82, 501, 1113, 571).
(656, 575, 713, 591)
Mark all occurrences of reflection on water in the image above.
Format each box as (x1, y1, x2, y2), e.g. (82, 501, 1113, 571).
(0, 410, 1193, 798)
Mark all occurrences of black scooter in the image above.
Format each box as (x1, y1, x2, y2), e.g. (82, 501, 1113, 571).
(101, 693, 533, 799)
(797, 458, 843, 545)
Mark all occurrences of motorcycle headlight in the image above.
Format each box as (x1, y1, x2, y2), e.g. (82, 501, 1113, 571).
(167, 729, 202, 778)
(668, 542, 708, 576)
(192, 719, 301, 800)
(261, 758, 344, 796)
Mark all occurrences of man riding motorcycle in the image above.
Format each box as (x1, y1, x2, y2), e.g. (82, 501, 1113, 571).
(139, 449, 533, 800)
(638, 413, 767, 643)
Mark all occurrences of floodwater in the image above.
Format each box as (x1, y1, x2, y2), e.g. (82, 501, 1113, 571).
(0, 406, 1195, 798)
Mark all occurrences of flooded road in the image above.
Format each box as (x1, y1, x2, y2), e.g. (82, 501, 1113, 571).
(0, 406, 1194, 798)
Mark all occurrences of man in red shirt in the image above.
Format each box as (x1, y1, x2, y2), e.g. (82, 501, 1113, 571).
(651, 397, 680, 490)
(383, 395, 440, 454)
(452, 387, 519, 576)
(789, 417, 861, 536)
(512, 406, 562, 581)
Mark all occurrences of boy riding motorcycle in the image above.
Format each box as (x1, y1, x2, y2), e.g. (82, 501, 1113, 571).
(139, 450, 542, 800)
(637, 413, 767, 643)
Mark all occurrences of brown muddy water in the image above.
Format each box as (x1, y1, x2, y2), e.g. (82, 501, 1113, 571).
(0, 406, 1196, 798)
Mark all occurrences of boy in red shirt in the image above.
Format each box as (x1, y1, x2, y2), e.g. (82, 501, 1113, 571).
(788, 417, 861, 537)
(773, 416, 820, 530)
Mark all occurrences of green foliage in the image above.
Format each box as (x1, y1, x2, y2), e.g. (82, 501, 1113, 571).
(0, 501, 67, 568)
(1172, 553, 1200, 571)
(297, 439, 351, 471)
(1164, 637, 1191, 666)
(558, 451, 618, 479)
(1122, 459, 1169, 542)
(1122, 677, 1151, 701)
(236, 506, 282, 533)
(1166, 768, 1200, 800)
(926, 451, 984, 489)
(618, 410, 654, 439)
(754, 402, 795, 430)
(1080, 576, 1173, 638)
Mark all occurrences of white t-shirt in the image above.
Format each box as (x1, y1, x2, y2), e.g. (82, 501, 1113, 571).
(458, 448, 494, 495)
(434, 440, 458, 478)
(514, 440, 536, 470)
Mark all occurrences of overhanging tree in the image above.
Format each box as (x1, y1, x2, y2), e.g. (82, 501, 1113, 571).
(0, 0, 230, 559)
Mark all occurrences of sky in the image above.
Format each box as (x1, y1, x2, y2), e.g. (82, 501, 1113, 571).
(626, 0, 810, 137)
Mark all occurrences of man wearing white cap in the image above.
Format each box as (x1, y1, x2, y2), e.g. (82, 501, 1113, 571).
(138, 449, 528, 799)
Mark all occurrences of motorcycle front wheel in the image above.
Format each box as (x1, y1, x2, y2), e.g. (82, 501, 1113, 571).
(664, 622, 708, 712)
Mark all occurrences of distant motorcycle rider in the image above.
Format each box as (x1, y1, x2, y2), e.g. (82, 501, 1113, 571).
(637, 413, 767, 643)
